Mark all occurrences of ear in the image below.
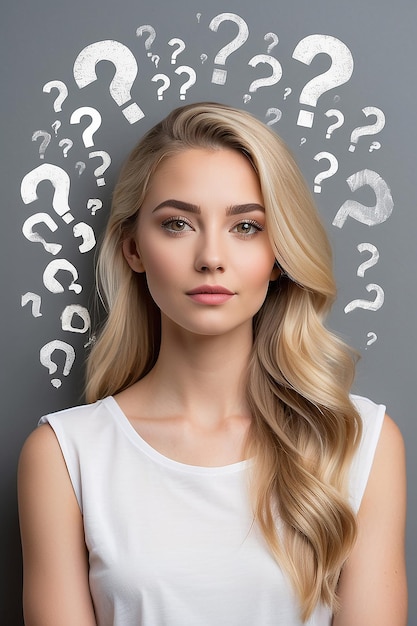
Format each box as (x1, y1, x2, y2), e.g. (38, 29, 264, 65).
(122, 237, 146, 273)
(269, 261, 281, 282)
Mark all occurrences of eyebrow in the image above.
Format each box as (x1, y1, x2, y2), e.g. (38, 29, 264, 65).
(152, 199, 265, 215)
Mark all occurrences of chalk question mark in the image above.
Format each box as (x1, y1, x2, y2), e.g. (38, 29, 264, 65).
(369, 141, 381, 152)
(58, 138, 73, 158)
(333, 169, 393, 228)
(87, 198, 103, 215)
(292, 35, 354, 128)
(21, 292, 42, 318)
(32, 131, 51, 159)
(152, 73, 171, 100)
(73, 40, 144, 124)
(244, 54, 282, 101)
(21, 163, 74, 224)
(283, 87, 292, 100)
(75, 162, 86, 176)
(313, 152, 339, 193)
(136, 25, 156, 57)
(325, 109, 344, 138)
(72, 222, 96, 253)
(61, 305, 91, 334)
(40, 340, 76, 388)
(265, 108, 282, 126)
(22, 212, 62, 255)
(356, 243, 380, 277)
(70, 106, 102, 147)
(43, 259, 82, 294)
(344, 284, 384, 314)
(264, 32, 279, 53)
(209, 13, 249, 85)
(42, 80, 68, 112)
(175, 66, 197, 100)
(51, 120, 61, 135)
(366, 332, 377, 347)
(89, 151, 111, 186)
(349, 107, 385, 152)
(168, 38, 186, 64)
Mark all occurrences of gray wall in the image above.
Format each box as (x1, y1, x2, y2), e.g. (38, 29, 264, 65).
(2, 1, 416, 622)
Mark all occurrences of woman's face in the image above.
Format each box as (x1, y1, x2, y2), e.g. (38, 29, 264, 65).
(123, 148, 279, 338)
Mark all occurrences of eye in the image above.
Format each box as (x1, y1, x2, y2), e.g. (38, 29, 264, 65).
(231, 220, 264, 237)
(161, 217, 193, 234)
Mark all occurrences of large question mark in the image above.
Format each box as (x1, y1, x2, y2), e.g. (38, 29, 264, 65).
(168, 38, 186, 64)
(58, 138, 73, 158)
(43, 259, 82, 294)
(89, 151, 111, 186)
(313, 152, 339, 193)
(175, 66, 197, 100)
(21, 292, 42, 318)
(265, 108, 282, 126)
(349, 107, 386, 152)
(264, 32, 279, 53)
(136, 25, 156, 57)
(325, 109, 344, 138)
(209, 13, 249, 85)
(32, 131, 51, 159)
(42, 80, 68, 112)
(61, 304, 91, 334)
(40, 340, 76, 388)
(73, 40, 144, 124)
(344, 284, 384, 313)
(356, 243, 380, 277)
(333, 169, 393, 228)
(292, 35, 354, 128)
(151, 74, 171, 100)
(70, 106, 102, 147)
(245, 54, 282, 101)
(21, 163, 74, 224)
(72, 222, 96, 253)
(22, 212, 62, 255)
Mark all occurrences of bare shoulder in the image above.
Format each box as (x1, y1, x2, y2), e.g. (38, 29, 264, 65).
(18, 423, 69, 485)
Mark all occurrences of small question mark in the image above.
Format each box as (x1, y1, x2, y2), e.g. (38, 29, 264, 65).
(356, 243, 380, 277)
(75, 162, 86, 176)
(265, 108, 282, 126)
(21, 292, 42, 318)
(349, 107, 385, 152)
(51, 120, 61, 135)
(42, 80, 68, 112)
(136, 25, 156, 57)
(209, 13, 249, 85)
(151, 54, 160, 68)
(300, 137, 307, 146)
(43, 259, 82, 294)
(151, 73, 171, 100)
(313, 152, 339, 193)
(245, 54, 282, 100)
(59, 138, 73, 158)
(61, 305, 91, 334)
(73, 40, 144, 124)
(264, 32, 279, 53)
(168, 38, 186, 64)
(332, 169, 393, 228)
(40, 340, 76, 388)
(21, 163, 74, 224)
(366, 332, 378, 347)
(292, 35, 354, 128)
(344, 284, 384, 314)
(196, 13, 202, 23)
(325, 109, 344, 138)
(72, 222, 96, 253)
(32, 131, 51, 159)
(87, 198, 103, 215)
(89, 151, 111, 186)
(175, 66, 197, 100)
(70, 106, 102, 147)
(369, 141, 381, 152)
(283, 87, 292, 100)
(22, 212, 62, 255)
(200, 53, 208, 64)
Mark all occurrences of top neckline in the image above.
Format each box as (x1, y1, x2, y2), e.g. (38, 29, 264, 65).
(104, 396, 252, 476)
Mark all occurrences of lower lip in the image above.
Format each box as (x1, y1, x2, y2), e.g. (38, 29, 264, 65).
(187, 293, 234, 305)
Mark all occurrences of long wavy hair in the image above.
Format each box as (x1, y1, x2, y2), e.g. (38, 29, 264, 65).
(86, 102, 361, 621)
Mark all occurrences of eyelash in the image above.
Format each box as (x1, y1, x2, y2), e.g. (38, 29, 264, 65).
(161, 217, 264, 238)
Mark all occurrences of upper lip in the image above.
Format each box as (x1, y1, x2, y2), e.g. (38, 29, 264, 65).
(186, 285, 234, 295)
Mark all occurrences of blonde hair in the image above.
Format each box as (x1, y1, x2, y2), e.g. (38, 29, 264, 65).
(86, 102, 361, 621)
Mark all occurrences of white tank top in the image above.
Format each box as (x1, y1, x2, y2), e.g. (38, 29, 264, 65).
(39, 394, 385, 626)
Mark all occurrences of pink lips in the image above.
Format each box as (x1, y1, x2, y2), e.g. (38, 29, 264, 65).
(186, 285, 235, 305)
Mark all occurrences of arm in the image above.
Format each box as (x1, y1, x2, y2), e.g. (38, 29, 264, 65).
(333, 414, 407, 626)
(18, 424, 97, 626)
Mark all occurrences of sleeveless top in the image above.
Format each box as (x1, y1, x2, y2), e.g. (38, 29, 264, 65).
(39, 394, 385, 626)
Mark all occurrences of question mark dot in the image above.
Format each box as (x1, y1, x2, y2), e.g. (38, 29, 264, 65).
(51, 378, 62, 388)
(297, 110, 314, 128)
(62, 213, 75, 224)
(349, 145, 356, 152)
(122, 103, 145, 124)
(212, 68, 227, 85)
(314, 185, 322, 194)
(97, 178, 106, 187)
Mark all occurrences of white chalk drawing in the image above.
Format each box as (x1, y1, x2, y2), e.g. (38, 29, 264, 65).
(175, 66, 197, 100)
(21, 292, 42, 318)
(40, 339, 76, 388)
(32, 130, 51, 159)
(292, 35, 354, 128)
(51, 120, 61, 135)
(21, 163, 74, 224)
(369, 141, 381, 152)
(344, 283, 384, 314)
(87, 198, 103, 215)
(70, 106, 102, 147)
(245, 54, 282, 101)
(209, 13, 249, 85)
(58, 138, 73, 158)
(264, 32, 279, 54)
(325, 109, 344, 138)
(42, 80, 68, 112)
(22, 213, 62, 255)
(283, 87, 292, 100)
(265, 108, 282, 126)
(349, 107, 385, 152)
(43, 259, 82, 294)
(88, 150, 111, 186)
(136, 25, 157, 57)
(75, 161, 86, 175)
(168, 38, 186, 64)
(356, 243, 379, 277)
(333, 169, 393, 228)
(152, 73, 171, 100)
(61, 304, 91, 334)
(313, 152, 339, 193)
(72, 222, 96, 253)
(366, 331, 377, 347)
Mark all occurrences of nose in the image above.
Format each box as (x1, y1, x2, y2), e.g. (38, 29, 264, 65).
(194, 230, 225, 273)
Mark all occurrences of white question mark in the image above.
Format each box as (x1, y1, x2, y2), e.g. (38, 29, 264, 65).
(356, 243, 380, 277)
(43, 259, 82, 294)
(349, 107, 385, 152)
(58, 138, 73, 158)
(196, 13, 202, 23)
(87, 198, 103, 215)
(51, 120, 61, 135)
(344, 284, 384, 313)
(32, 131, 51, 159)
(151, 54, 160, 68)
(70, 106, 102, 147)
(75, 161, 86, 176)
(151, 73, 171, 100)
(72, 222, 96, 253)
(42, 80, 68, 112)
(313, 152, 339, 193)
(61, 305, 91, 334)
(332, 169, 393, 228)
(168, 38, 186, 64)
(73, 40, 144, 124)
(40, 340, 76, 388)
(21, 292, 42, 318)
(175, 66, 197, 100)
(136, 25, 156, 57)
(264, 32, 279, 53)
(265, 108, 282, 126)
(300, 137, 307, 146)
(283, 87, 292, 100)
(21, 163, 74, 224)
(22, 212, 62, 255)
(245, 54, 282, 99)
(200, 53, 208, 64)
(369, 141, 381, 152)
(366, 332, 378, 347)
(209, 13, 249, 85)
(292, 35, 354, 128)
(89, 150, 111, 186)
(325, 109, 345, 138)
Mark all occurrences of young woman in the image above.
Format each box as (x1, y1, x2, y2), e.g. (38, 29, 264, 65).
(18, 102, 407, 625)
